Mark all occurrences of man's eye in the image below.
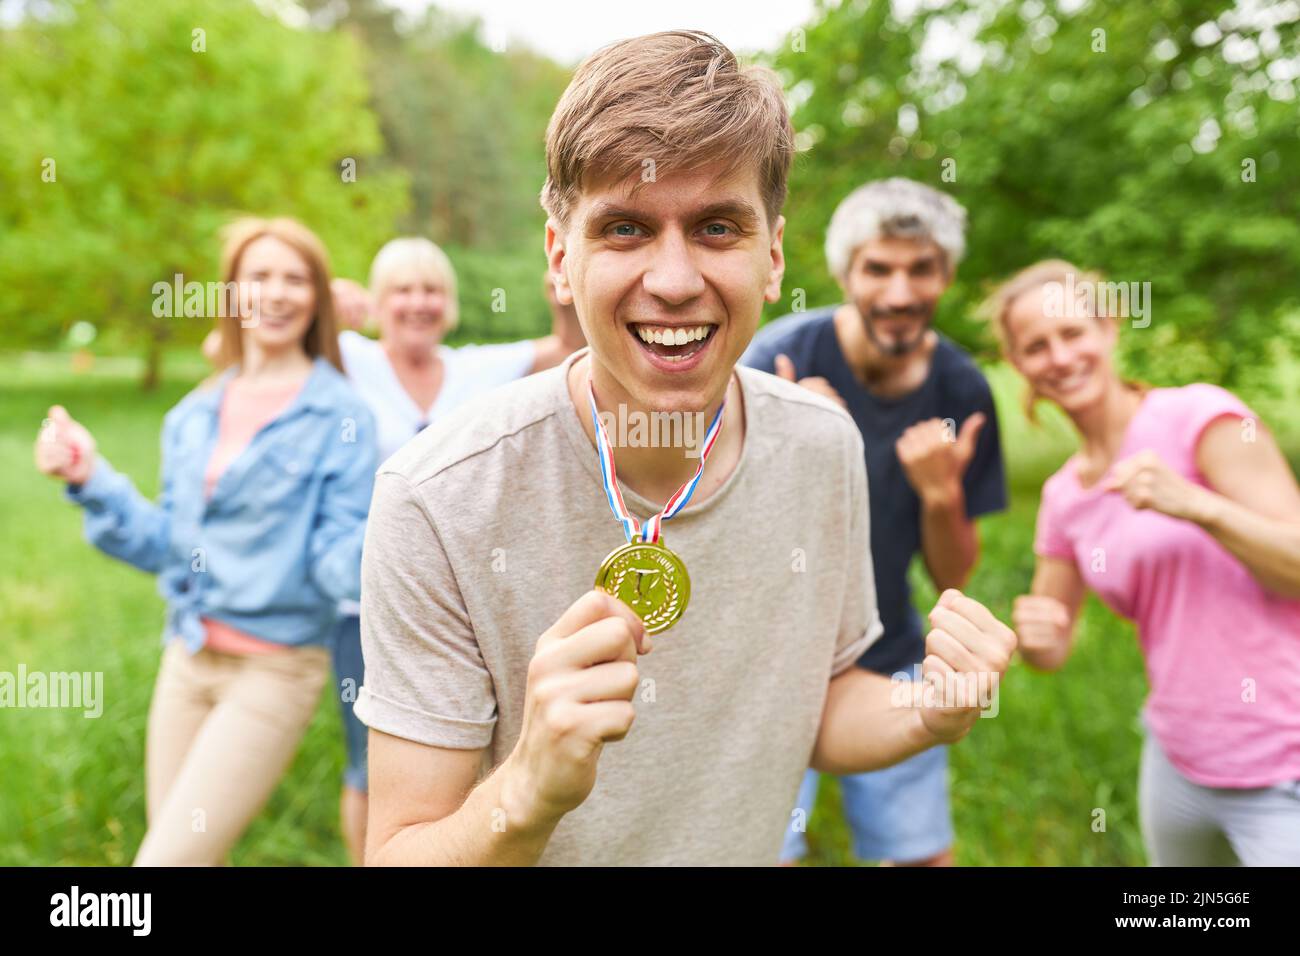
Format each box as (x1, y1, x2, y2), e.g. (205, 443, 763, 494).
(609, 223, 643, 238)
(702, 222, 733, 237)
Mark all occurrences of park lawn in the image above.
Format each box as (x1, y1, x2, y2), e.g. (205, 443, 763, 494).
(2, 348, 1163, 866)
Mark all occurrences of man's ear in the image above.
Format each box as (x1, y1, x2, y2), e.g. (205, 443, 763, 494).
(545, 219, 574, 307)
(763, 214, 786, 304)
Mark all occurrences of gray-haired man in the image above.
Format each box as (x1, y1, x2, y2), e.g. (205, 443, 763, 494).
(742, 178, 1008, 866)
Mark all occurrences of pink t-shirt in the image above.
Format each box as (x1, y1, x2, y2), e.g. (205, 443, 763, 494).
(200, 374, 305, 656)
(1034, 384, 1300, 788)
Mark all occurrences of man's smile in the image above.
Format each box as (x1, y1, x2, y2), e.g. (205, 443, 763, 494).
(626, 321, 720, 370)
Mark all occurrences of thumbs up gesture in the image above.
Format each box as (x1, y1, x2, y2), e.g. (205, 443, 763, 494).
(895, 413, 986, 505)
(774, 353, 846, 408)
(34, 405, 97, 486)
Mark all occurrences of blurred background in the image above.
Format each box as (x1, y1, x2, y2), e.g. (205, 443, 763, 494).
(1, 0, 1297, 864)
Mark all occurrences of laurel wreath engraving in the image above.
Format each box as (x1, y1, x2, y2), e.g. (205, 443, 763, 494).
(609, 563, 681, 629)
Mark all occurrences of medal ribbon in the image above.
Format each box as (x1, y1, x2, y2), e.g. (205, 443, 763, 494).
(587, 377, 726, 544)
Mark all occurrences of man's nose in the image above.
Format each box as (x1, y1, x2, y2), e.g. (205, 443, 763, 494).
(879, 271, 918, 311)
(642, 232, 705, 305)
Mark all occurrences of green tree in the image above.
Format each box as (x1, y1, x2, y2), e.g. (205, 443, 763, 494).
(0, 0, 408, 387)
(296, 0, 571, 341)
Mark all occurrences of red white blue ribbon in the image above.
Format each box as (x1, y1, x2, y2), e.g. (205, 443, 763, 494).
(587, 377, 727, 544)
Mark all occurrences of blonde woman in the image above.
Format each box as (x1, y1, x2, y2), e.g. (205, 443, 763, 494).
(35, 217, 377, 865)
(330, 239, 584, 863)
(988, 260, 1300, 865)
(336, 238, 583, 460)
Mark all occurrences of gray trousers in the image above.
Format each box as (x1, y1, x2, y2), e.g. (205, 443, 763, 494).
(1140, 732, 1300, 866)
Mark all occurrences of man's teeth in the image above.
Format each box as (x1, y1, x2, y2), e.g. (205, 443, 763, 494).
(633, 325, 713, 346)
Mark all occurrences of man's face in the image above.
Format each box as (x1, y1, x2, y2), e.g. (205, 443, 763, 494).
(841, 237, 952, 357)
(547, 163, 784, 413)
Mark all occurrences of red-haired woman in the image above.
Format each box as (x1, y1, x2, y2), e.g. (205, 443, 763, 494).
(35, 218, 377, 865)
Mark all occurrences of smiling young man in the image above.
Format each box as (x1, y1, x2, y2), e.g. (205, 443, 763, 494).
(742, 179, 1008, 866)
(354, 32, 1015, 866)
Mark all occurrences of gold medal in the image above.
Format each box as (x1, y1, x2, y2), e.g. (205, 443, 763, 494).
(594, 536, 691, 634)
(585, 373, 728, 637)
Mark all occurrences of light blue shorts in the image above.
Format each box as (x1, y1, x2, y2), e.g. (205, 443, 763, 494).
(330, 614, 368, 793)
(780, 744, 953, 863)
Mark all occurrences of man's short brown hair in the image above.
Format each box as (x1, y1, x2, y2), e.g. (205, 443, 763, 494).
(541, 30, 794, 231)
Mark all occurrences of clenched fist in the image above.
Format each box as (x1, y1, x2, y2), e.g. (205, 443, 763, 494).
(501, 589, 653, 827)
(34, 405, 97, 486)
(1101, 449, 1207, 522)
(331, 277, 374, 331)
(918, 589, 1016, 743)
(1011, 594, 1072, 666)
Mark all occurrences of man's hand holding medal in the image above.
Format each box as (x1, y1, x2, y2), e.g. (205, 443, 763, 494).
(500, 590, 652, 828)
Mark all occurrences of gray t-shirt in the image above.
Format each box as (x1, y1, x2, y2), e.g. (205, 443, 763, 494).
(354, 349, 883, 865)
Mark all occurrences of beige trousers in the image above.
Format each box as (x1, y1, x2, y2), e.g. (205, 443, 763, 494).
(133, 639, 329, 866)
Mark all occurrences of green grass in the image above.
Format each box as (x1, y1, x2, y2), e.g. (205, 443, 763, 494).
(0, 349, 1243, 866)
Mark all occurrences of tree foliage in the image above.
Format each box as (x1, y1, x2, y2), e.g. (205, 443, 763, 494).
(0, 0, 407, 384)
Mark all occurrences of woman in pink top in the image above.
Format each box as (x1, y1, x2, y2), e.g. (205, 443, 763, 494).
(986, 260, 1300, 865)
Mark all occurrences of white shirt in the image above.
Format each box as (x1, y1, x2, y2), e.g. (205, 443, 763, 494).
(339, 330, 536, 464)
(336, 330, 536, 615)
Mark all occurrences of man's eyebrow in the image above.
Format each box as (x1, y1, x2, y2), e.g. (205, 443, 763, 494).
(583, 198, 762, 231)
(864, 253, 939, 269)
(696, 200, 761, 228)
(584, 202, 655, 228)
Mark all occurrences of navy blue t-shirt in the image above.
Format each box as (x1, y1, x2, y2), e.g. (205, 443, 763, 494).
(742, 307, 1007, 676)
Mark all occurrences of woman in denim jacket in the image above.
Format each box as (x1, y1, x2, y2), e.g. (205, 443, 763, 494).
(325, 244, 585, 863)
(34, 217, 377, 865)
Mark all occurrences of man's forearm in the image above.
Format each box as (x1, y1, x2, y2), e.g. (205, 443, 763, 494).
(811, 669, 938, 775)
(368, 759, 561, 866)
(919, 482, 977, 591)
